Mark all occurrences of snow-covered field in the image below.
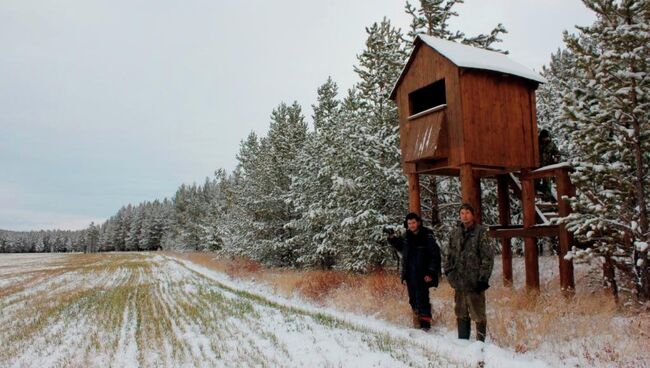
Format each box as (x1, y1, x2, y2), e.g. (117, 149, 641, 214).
(0, 252, 562, 367)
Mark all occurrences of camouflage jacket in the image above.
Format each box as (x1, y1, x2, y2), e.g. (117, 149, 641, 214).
(443, 223, 495, 291)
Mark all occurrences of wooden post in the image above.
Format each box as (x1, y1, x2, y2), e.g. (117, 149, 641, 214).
(556, 168, 575, 292)
(407, 173, 421, 215)
(460, 164, 481, 223)
(497, 175, 513, 287)
(521, 169, 540, 290)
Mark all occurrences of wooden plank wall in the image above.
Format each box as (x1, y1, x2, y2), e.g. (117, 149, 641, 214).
(403, 110, 447, 162)
(395, 44, 462, 172)
(459, 70, 539, 169)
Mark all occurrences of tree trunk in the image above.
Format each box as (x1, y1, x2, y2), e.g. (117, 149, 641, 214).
(629, 64, 650, 301)
(603, 254, 619, 303)
(429, 177, 441, 226)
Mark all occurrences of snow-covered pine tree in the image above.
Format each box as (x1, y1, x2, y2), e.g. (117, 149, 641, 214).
(173, 183, 207, 250)
(84, 222, 100, 253)
(138, 202, 153, 250)
(258, 102, 308, 266)
(210, 169, 238, 252)
(126, 206, 144, 251)
(230, 132, 265, 258)
(159, 198, 177, 250)
(405, 0, 507, 51)
(537, 48, 579, 153)
(200, 172, 229, 252)
(327, 18, 409, 271)
(231, 103, 308, 266)
(562, 0, 650, 301)
(287, 77, 342, 268)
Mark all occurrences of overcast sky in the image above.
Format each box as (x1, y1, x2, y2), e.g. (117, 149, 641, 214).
(0, 0, 595, 231)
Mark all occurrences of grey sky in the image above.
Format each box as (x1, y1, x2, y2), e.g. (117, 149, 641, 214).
(0, 0, 594, 231)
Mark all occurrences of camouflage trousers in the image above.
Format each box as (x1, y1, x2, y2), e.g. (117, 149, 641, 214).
(454, 290, 486, 323)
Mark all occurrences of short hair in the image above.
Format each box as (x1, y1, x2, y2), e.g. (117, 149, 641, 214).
(405, 212, 422, 222)
(403, 212, 422, 228)
(459, 203, 475, 215)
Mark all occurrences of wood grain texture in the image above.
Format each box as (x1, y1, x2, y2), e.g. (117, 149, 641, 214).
(458, 70, 538, 169)
(394, 44, 461, 170)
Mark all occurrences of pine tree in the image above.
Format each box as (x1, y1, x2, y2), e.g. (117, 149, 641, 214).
(126, 206, 143, 251)
(537, 48, 579, 151)
(258, 102, 308, 266)
(562, 0, 650, 300)
(231, 132, 264, 257)
(231, 103, 309, 266)
(287, 78, 342, 268)
(85, 222, 100, 253)
(404, 0, 507, 51)
(324, 18, 410, 271)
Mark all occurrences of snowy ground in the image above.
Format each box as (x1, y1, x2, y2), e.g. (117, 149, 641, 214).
(0, 252, 563, 368)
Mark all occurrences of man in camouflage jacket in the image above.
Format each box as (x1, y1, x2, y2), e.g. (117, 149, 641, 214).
(443, 203, 494, 341)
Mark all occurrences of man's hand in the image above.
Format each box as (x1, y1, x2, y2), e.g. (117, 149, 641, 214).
(424, 275, 433, 283)
(383, 227, 396, 239)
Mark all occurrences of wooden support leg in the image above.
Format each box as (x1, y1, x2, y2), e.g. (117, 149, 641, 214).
(407, 173, 421, 216)
(556, 169, 575, 293)
(460, 165, 481, 224)
(521, 169, 540, 290)
(497, 175, 513, 287)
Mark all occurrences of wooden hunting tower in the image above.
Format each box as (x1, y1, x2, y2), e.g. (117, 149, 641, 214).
(390, 35, 576, 292)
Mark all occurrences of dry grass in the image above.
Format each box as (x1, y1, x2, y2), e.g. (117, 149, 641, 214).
(174, 251, 650, 367)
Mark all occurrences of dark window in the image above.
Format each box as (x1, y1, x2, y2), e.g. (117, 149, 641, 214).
(409, 79, 446, 116)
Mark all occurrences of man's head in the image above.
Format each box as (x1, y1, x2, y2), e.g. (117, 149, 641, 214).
(404, 212, 422, 232)
(539, 129, 550, 143)
(459, 203, 475, 227)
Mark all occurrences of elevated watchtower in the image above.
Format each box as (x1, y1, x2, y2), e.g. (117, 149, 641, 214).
(390, 35, 575, 292)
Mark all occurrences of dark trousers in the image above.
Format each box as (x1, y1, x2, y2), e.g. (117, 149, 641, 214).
(406, 279, 431, 317)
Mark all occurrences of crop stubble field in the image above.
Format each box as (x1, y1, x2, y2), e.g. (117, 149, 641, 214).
(0, 252, 463, 368)
(2, 252, 647, 368)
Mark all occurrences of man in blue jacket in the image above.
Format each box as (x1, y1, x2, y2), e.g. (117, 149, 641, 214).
(387, 212, 441, 331)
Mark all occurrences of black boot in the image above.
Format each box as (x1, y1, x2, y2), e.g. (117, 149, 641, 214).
(476, 322, 487, 342)
(419, 316, 432, 331)
(457, 318, 471, 339)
